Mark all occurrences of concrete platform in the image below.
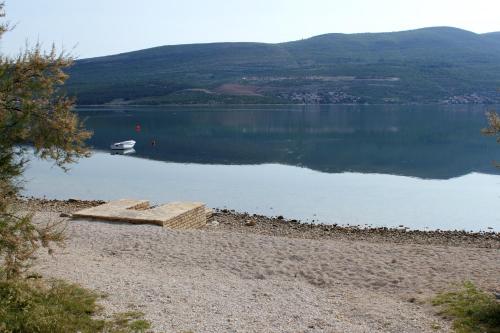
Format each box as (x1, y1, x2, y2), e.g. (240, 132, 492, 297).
(73, 199, 207, 229)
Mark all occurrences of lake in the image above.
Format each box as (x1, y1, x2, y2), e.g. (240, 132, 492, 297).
(24, 104, 500, 231)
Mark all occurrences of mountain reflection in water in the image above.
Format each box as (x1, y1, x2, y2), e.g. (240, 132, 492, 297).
(78, 104, 500, 179)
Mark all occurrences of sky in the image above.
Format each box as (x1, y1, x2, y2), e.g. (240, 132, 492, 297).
(2, 0, 500, 59)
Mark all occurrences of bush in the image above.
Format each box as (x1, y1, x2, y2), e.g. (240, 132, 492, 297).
(0, 213, 66, 279)
(0, 4, 153, 333)
(432, 281, 500, 333)
(0, 278, 152, 333)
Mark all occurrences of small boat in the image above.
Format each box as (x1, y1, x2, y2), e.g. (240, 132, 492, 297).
(110, 140, 136, 150)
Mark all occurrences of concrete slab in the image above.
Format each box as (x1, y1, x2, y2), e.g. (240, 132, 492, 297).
(73, 199, 207, 229)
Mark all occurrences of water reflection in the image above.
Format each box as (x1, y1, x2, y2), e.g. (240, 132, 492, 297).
(78, 104, 500, 179)
(110, 148, 136, 155)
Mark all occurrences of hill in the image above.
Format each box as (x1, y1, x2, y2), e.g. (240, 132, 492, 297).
(67, 27, 500, 105)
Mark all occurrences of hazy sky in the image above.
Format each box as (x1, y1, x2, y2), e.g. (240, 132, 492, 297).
(3, 0, 500, 59)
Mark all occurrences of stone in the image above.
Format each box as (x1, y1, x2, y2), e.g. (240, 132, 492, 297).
(73, 199, 207, 229)
(205, 207, 214, 219)
(245, 220, 256, 226)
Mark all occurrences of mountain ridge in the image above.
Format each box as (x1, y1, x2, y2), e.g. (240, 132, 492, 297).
(67, 26, 500, 105)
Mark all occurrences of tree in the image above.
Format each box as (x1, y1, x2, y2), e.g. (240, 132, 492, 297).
(483, 111, 500, 144)
(0, 6, 155, 332)
(0, 2, 91, 278)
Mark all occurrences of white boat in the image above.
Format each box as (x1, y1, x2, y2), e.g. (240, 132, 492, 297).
(110, 140, 136, 150)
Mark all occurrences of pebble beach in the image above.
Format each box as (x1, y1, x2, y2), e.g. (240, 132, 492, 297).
(19, 198, 500, 333)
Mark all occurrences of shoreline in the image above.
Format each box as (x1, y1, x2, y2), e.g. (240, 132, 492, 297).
(20, 196, 500, 332)
(75, 102, 500, 108)
(18, 197, 500, 248)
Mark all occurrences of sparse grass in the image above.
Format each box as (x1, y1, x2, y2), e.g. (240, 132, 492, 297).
(430, 322, 442, 331)
(432, 281, 500, 333)
(0, 278, 152, 333)
(431, 323, 442, 331)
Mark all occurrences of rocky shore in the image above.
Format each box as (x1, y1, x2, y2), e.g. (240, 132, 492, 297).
(18, 197, 500, 249)
(16, 197, 500, 332)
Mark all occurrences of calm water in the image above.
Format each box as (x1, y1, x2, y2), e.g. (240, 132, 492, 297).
(24, 105, 500, 231)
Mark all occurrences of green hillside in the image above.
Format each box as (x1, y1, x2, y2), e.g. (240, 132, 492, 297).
(67, 27, 500, 105)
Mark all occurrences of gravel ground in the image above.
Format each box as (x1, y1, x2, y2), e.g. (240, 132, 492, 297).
(16, 198, 500, 332)
(19, 197, 500, 248)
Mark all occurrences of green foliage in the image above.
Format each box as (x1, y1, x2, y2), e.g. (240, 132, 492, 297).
(0, 278, 152, 333)
(482, 111, 500, 167)
(0, 42, 92, 172)
(0, 214, 65, 279)
(0, 1, 91, 199)
(483, 111, 500, 143)
(107, 312, 152, 333)
(0, 2, 91, 279)
(432, 281, 500, 333)
(0, 5, 152, 333)
(67, 27, 500, 105)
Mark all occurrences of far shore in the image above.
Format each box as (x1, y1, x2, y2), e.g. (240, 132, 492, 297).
(74, 102, 500, 108)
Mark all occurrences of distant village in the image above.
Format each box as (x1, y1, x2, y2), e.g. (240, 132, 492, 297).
(275, 91, 498, 105)
(440, 93, 497, 104)
(278, 91, 363, 104)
